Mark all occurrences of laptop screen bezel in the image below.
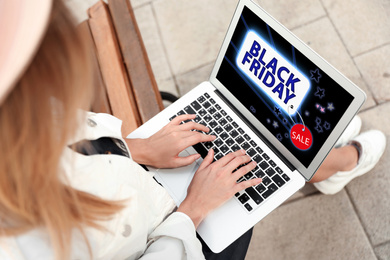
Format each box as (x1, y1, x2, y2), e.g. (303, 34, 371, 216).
(209, 0, 366, 181)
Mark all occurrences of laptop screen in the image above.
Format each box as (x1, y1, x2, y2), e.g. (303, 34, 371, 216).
(216, 6, 354, 168)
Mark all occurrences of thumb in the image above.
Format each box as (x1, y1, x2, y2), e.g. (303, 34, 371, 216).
(173, 153, 201, 168)
(197, 149, 214, 171)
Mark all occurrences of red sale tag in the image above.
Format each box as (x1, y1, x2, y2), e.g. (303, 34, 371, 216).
(290, 124, 313, 150)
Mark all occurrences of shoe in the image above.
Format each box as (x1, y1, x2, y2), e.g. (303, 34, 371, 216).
(314, 130, 386, 195)
(335, 115, 362, 147)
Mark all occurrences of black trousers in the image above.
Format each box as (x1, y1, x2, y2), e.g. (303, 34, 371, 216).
(197, 228, 253, 260)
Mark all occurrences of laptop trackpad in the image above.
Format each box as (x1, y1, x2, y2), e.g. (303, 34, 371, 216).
(150, 147, 201, 206)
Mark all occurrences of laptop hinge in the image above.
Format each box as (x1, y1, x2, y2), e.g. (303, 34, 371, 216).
(214, 89, 296, 172)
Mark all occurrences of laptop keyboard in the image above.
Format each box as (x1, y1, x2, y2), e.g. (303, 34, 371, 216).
(169, 92, 291, 213)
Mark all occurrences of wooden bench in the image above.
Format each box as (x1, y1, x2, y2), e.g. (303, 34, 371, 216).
(80, 0, 164, 136)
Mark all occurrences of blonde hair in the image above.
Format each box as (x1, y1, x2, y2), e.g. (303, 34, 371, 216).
(0, 1, 123, 259)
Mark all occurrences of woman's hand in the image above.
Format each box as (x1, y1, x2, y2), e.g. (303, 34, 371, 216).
(126, 114, 216, 168)
(177, 149, 262, 228)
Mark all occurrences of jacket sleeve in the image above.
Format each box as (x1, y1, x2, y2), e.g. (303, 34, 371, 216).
(139, 212, 205, 260)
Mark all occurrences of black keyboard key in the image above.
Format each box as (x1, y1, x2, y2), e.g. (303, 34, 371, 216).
(214, 138, 223, 147)
(199, 121, 206, 127)
(215, 153, 224, 160)
(169, 115, 177, 121)
(247, 148, 257, 157)
(204, 93, 210, 98)
(220, 132, 229, 140)
(253, 154, 263, 163)
(199, 109, 207, 117)
(259, 161, 269, 170)
(250, 140, 257, 147)
(226, 138, 235, 146)
(207, 107, 217, 115)
(235, 192, 240, 197)
(282, 173, 290, 182)
(194, 116, 201, 123)
(224, 124, 233, 132)
(219, 118, 228, 126)
(244, 134, 251, 141)
(265, 168, 276, 177)
(184, 105, 196, 115)
(204, 114, 212, 122)
(232, 122, 239, 128)
(220, 145, 229, 154)
(230, 130, 239, 138)
(238, 128, 245, 134)
(215, 104, 221, 110)
(245, 187, 263, 205)
(272, 175, 286, 187)
(215, 126, 223, 135)
(255, 184, 266, 194)
(256, 147, 263, 154)
(221, 110, 227, 116)
(268, 183, 278, 192)
(235, 136, 245, 144)
(191, 101, 202, 111)
(177, 110, 185, 115)
(213, 112, 222, 120)
(244, 203, 253, 212)
(193, 143, 208, 158)
(269, 160, 276, 167)
(262, 188, 276, 199)
(209, 98, 216, 104)
(226, 116, 233, 122)
(244, 172, 253, 179)
(231, 144, 241, 152)
(275, 167, 283, 174)
(203, 141, 213, 149)
(238, 193, 250, 204)
(242, 142, 251, 150)
(213, 147, 220, 155)
(262, 177, 271, 186)
(254, 169, 265, 178)
(209, 120, 217, 128)
(263, 153, 270, 161)
(197, 96, 206, 103)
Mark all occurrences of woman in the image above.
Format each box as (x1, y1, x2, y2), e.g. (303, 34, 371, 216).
(0, 0, 385, 259)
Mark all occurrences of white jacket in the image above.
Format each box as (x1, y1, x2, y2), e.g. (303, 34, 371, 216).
(0, 112, 204, 259)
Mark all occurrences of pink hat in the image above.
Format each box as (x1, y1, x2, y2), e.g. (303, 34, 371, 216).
(0, 0, 53, 105)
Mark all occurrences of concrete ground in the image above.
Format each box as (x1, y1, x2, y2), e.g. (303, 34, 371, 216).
(67, 0, 390, 259)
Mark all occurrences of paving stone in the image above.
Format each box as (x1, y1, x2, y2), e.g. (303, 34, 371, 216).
(176, 63, 214, 96)
(152, 0, 238, 76)
(374, 242, 390, 260)
(322, 0, 390, 57)
(292, 17, 376, 110)
(134, 5, 178, 95)
(257, 0, 326, 30)
(345, 103, 390, 246)
(246, 190, 376, 260)
(354, 44, 390, 104)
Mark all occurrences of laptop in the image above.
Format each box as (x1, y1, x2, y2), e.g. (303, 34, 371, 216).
(128, 0, 366, 253)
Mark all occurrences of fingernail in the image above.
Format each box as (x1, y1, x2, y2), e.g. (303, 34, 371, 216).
(241, 149, 246, 154)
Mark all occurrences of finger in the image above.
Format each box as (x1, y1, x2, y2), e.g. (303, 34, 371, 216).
(172, 153, 201, 168)
(170, 114, 196, 125)
(235, 178, 262, 193)
(179, 121, 210, 133)
(224, 155, 252, 173)
(213, 149, 245, 168)
(232, 160, 256, 180)
(197, 149, 214, 172)
(180, 132, 216, 148)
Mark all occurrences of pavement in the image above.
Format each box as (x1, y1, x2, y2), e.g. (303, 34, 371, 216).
(67, 0, 390, 259)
